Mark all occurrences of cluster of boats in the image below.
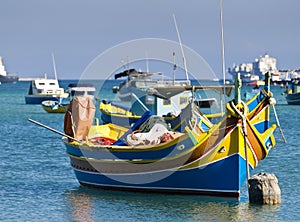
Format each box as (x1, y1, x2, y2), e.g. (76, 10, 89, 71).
(29, 69, 282, 199)
(25, 76, 96, 113)
(243, 77, 300, 105)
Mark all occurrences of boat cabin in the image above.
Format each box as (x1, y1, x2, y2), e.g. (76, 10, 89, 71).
(29, 79, 65, 95)
(25, 77, 69, 104)
(290, 80, 300, 94)
(130, 86, 192, 117)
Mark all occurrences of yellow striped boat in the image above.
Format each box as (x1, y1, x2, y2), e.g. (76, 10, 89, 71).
(62, 73, 277, 198)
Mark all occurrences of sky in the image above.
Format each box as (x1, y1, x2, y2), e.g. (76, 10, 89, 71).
(0, 0, 299, 80)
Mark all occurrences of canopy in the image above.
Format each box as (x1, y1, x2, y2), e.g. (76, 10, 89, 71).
(114, 69, 162, 79)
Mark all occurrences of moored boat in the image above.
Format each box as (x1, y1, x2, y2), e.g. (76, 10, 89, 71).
(25, 75, 69, 104)
(284, 79, 300, 105)
(41, 100, 69, 113)
(59, 73, 277, 198)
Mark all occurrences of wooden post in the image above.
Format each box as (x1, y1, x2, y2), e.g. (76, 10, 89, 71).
(264, 71, 270, 93)
(248, 172, 281, 204)
(234, 73, 242, 105)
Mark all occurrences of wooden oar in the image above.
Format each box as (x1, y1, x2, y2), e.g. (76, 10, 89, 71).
(28, 118, 81, 143)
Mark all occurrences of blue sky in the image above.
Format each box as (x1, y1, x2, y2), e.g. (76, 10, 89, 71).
(0, 0, 299, 79)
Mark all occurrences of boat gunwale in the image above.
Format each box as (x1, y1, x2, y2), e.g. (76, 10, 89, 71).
(63, 133, 190, 152)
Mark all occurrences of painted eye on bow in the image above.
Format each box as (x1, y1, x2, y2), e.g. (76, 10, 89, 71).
(218, 146, 226, 153)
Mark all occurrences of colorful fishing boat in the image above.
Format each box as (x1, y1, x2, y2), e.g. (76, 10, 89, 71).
(59, 73, 277, 198)
(284, 79, 300, 105)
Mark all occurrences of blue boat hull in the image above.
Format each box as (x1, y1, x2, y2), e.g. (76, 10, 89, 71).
(285, 93, 300, 105)
(70, 154, 250, 198)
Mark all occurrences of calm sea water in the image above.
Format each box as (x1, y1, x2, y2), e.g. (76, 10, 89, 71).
(0, 80, 299, 222)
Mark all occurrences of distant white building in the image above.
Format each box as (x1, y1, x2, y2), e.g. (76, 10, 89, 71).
(228, 53, 279, 82)
(253, 54, 278, 75)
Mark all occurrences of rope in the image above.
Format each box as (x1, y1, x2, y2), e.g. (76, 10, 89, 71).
(269, 97, 287, 143)
(230, 101, 250, 182)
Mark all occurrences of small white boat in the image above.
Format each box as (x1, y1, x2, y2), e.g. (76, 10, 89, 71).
(25, 75, 69, 104)
(41, 83, 96, 113)
(25, 54, 69, 104)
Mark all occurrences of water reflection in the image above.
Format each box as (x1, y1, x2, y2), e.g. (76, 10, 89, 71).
(63, 186, 278, 221)
(67, 189, 95, 222)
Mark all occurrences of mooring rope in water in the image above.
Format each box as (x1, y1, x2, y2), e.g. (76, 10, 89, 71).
(269, 97, 287, 143)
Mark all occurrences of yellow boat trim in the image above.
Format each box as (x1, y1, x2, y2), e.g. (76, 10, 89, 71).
(64, 133, 191, 152)
(179, 124, 257, 170)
